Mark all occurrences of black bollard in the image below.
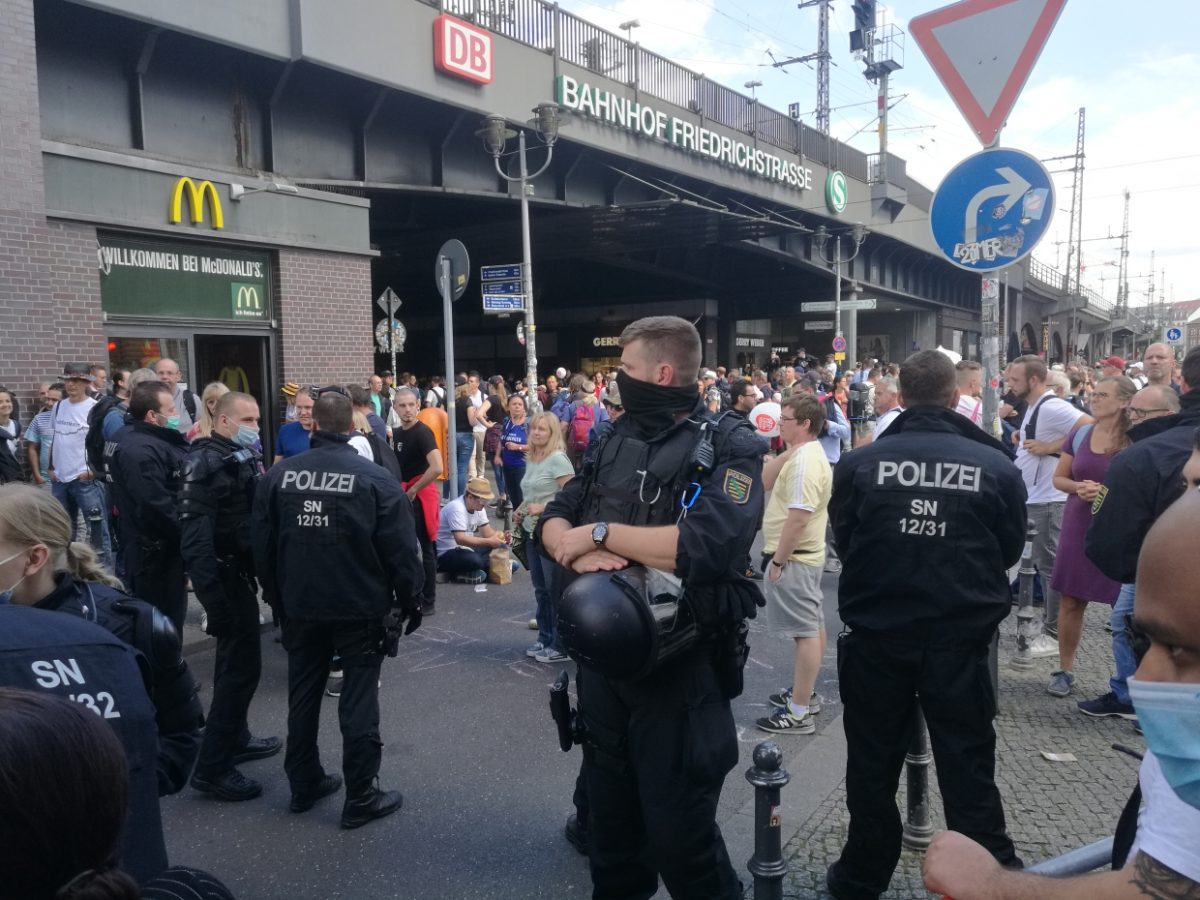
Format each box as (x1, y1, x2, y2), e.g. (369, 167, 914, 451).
(745, 741, 789, 900)
(901, 706, 935, 850)
(1010, 519, 1038, 669)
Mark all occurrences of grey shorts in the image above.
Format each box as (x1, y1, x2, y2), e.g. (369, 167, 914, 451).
(765, 560, 825, 638)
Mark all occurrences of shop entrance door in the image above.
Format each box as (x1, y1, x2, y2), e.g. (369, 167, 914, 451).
(194, 333, 272, 453)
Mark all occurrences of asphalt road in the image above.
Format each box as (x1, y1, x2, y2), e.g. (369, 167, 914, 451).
(165, 550, 845, 899)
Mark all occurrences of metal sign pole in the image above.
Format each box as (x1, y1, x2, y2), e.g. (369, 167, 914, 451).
(981, 273, 1001, 435)
(518, 129, 540, 411)
(441, 256, 458, 499)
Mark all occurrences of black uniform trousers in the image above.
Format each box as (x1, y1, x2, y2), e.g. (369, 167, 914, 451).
(830, 629, 1018, 899)
(126, 541, 188, 636)
(282, 617, 386, 797)
(195, 569, 261, 776)
(580, 647, 742, 900)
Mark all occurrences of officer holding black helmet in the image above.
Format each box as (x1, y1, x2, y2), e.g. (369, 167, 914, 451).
(106, 380, 189, 633)
(540, 315, 765, 900)
(252, 391, 424, 829)
(179, 390, 281, 802)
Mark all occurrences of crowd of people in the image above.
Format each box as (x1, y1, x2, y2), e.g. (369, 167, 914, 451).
(0, 330, 1197, 900)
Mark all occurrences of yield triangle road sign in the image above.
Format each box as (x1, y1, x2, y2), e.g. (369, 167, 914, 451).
(910, 0, 1067, 147)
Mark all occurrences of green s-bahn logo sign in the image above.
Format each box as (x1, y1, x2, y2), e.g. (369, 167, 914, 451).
(825, 170, 848, 214)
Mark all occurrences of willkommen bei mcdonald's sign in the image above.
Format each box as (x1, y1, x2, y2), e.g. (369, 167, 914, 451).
(169, 177, 224, 230)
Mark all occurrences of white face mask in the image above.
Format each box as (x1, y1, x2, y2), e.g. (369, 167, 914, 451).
(0, 549, 29, 604)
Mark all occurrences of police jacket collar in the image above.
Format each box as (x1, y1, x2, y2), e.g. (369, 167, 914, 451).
(129, 419, 188, 448)
(882, 405, 1009, 455)
(1127, 388, 1200, 442)
(310, 430, 353, 449)
(193, 432, 239, 454)
(33, 572, 89, 617)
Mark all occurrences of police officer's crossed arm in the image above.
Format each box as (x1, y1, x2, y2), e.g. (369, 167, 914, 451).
(923, 831, 1197, 900)
(371, 481, 425, 604)
(178, 454, 226, 613)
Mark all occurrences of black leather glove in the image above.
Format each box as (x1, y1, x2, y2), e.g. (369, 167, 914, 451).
(397, 595, 423, 636)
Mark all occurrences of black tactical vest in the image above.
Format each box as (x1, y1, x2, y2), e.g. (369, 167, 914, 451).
(0, 606, 168, 884)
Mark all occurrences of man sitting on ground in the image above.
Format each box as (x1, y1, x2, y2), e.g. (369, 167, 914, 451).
(434, 478, 511, 585)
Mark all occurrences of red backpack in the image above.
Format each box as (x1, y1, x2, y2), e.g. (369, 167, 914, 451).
(569, 402, 595, 452)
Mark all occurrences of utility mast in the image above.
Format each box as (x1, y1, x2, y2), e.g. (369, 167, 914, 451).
(1115, 189, 1130, 316)
(1063, 107, 1085, 295)
(779, 0, 832, 133)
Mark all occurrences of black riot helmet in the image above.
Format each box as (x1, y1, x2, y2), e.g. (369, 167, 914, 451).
(558, 567, 699, 681)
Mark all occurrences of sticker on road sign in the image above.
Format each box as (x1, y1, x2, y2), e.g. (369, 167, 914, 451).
(931, 147, 1054, 272)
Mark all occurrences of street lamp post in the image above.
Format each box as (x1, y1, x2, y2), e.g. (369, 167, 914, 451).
(813, 223, 868, 349)
(477, 105, 561, 410)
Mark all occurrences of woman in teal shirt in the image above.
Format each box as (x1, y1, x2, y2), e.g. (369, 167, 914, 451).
(512, 411, 574, 663)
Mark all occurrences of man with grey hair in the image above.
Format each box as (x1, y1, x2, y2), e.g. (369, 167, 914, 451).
(1128, 383, 1181, 424)
(152, 358, 198, 432)
(870, 376, 903, 441)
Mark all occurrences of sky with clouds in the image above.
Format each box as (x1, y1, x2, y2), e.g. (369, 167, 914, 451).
(551, 0, 1199, 309)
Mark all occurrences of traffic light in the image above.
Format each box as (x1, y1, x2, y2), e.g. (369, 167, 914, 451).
(850, 0, 876, 52)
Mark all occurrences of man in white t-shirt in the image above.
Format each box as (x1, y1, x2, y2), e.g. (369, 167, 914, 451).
(923, 490, 1200, 900)
(48, 362, 113, 571)
(1009, 355, 1091, 657)
(435, 478, 510, 584)
(466, 371, 489, 480)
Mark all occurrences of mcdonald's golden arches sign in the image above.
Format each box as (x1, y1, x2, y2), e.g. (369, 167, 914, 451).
(169, 177, 224, 230)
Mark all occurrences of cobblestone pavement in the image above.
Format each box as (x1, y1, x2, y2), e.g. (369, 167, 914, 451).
(781, 602, 1144, 899)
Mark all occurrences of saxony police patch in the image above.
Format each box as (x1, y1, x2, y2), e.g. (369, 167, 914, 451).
(723, 469, 752, 504)
(1091, 484, 1108, 515)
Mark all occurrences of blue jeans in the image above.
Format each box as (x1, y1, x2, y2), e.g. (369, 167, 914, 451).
(51, 477, 113, 572)
(527, 545, 559, 650)
(454, 432, 474, 494)
(436, 547, 491, 577)
(1109, 583, 1136, 704)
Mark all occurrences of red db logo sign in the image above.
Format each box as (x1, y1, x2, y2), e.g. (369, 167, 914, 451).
(434, 15, 493, 85)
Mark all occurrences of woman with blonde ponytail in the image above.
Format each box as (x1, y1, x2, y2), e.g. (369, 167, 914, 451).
(0, 483, 204, 795)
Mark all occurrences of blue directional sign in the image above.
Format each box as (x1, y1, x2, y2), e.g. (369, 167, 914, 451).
(930, 147, 1054, 272)
(481, 280, 523, 295)
(1166, 327, 1183, 343)
(481, 264, 523, 281)
(483, 294, 525, 312)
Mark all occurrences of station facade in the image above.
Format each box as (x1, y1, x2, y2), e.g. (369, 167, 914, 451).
(3, 0, 1009, 440)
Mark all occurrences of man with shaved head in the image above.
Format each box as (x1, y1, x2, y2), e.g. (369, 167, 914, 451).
(924, 489, 1200, 899)
(1142, 342, 1176, 392)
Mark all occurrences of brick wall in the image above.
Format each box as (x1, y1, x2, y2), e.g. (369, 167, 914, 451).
(47, 219, 105, 368)
(0, 0, 58, 414)
(276, 248, 375, 388)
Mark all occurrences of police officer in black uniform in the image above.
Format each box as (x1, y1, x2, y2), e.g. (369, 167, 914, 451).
(107, 380, 190, 633)
(827, 350, 1026, 900)
(0, 481, 203, 797)
(252, 391, 424, 828)
(540, 315, 765, 900)
(0, 606, 168, 884)
(179, 390, 281, 801)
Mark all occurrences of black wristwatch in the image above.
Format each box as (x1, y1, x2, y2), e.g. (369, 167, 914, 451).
(591, 522, 610, 549)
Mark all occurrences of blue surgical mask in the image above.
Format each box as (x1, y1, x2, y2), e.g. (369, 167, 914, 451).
(1129, 676, 1200, 809)
(232, 424, 260, 449)
(0, 549, 28, 605)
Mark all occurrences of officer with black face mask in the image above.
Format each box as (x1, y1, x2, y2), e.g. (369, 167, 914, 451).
(179, 390, 281, 802)
(106, 380, 189, 633)
(540, 315, 765, 900)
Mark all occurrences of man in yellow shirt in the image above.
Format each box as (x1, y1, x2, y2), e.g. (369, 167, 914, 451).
(757, 394, 833, 734)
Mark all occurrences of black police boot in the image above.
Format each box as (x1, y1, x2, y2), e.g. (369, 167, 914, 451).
(290, 773, 344, 813)
(341, 785, 403, 829)
(232, 735, 283, 765)
(190, 768, 263, 802)
(564, 813, 589, 856)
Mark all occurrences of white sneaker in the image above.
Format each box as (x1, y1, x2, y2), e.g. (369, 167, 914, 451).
(1029, 634, 1059, 659)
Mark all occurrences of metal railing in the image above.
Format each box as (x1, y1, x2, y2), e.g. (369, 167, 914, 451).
(1027, 257, 1113, 319)
(421, 0, 910, 193)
